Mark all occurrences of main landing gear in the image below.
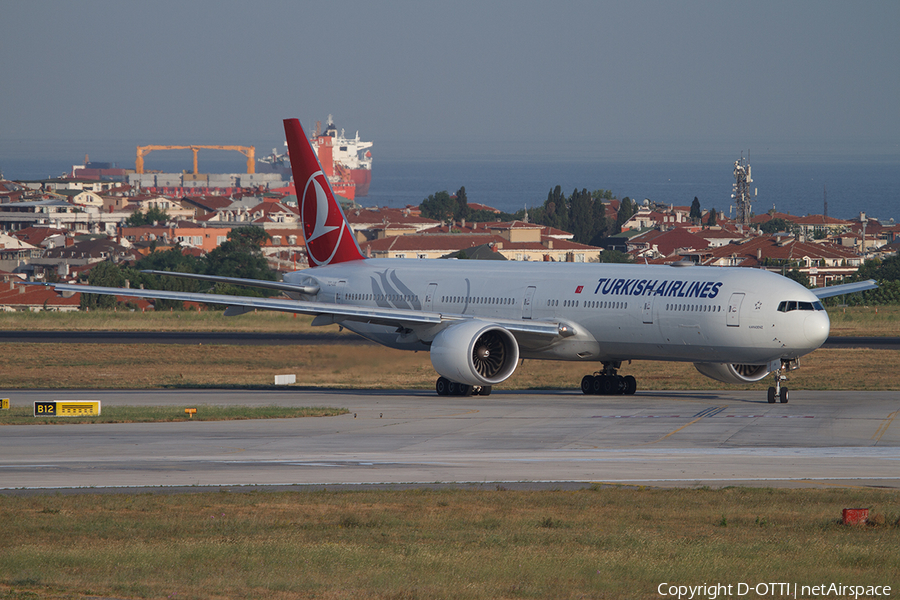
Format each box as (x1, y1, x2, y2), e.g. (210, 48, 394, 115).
(767, 358, 798, 404)
(435, 376, 492, 397)
(581, 361, 636, 396)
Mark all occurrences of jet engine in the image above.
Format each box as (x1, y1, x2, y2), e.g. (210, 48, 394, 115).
(430, 321, 520, 386)
(693, 363, 770, 384)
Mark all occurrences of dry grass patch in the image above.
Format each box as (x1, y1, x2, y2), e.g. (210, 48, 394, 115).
(0, 487, 897, 599)
(0, 343, 898, 391)
(0, 310, 330, 334)
(3, 304, 899, 337)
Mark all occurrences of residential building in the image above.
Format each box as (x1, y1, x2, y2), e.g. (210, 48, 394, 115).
(118, 224, 232, 254)
(701, 235, 861, 287)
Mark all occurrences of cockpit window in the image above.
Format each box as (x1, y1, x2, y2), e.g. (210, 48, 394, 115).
(778, 300, 825, 312)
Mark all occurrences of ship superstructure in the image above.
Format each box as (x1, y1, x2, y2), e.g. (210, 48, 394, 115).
(258, 115, 373, 201)
(311, 115, 373, 198)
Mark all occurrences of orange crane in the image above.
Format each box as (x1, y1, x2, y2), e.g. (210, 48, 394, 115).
(135, 145, 255, 174)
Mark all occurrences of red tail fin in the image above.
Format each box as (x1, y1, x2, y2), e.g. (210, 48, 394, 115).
(284, 118, 366, 266)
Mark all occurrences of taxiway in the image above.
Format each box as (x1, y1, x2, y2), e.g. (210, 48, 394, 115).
(1, 389, 897, 492)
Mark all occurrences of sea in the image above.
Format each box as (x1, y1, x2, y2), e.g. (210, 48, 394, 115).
(2, 139, 897, 223)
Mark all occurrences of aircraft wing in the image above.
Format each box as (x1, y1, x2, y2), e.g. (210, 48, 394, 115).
(39, 282, 565, 340)
(811, 279, 878, 299)
(139, 269, 320, 295)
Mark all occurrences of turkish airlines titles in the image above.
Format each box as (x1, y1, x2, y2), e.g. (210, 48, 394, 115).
(592, 278, 724, 299)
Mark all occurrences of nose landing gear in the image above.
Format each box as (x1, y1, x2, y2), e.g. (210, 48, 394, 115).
(767, 358, 798, 404)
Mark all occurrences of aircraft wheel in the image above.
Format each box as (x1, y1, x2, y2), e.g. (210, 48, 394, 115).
(779, 388, 789, 404)
(436, 377, 450, 396)
(581, 375, 595, 395)
(458, 384, 473, 397)
(480, 385, 492, 396)
(623, 375, 637, 395)
(600, 376, 616, 395)
(591, 376, 603, 395)
(767, 387, 776, 404)
(448, 381, 459, 396)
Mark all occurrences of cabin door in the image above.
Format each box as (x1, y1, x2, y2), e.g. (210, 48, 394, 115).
(642, 298, 654, 324)
(523, 286, 536, 319)
(423, 283, 438, 311)
(727, 293, 744, 327)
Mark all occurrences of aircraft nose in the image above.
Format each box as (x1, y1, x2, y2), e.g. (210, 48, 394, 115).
(803, 311, 830, 348)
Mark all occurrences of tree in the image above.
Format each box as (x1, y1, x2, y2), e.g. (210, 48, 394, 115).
(596, 249, 633, 263)
(226, 225, 271, 250)
(455, 186, 469, 221)
(125, 206, 169, 227)
(420, 191, 458, 221)
(760, 218, 797, 235)
(523, 186, 609, 246)
(80, 261, 125, 310)
(126, 248, 205, 310)
(615, 197, 637, 232)
(203, 226, 276, 287)
(569, 188, 594, 244)
(707, 207, 718, 226)
(588, 195, 610, 246)
(125, 226, 277, 310)
(541, 186, 568, 231)
(783, 267, 810, 288)
(689, 197, 702, 225)
(853, 255, 900, 283)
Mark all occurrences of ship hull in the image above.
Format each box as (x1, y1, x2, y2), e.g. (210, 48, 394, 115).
(350, 168, 371, 197)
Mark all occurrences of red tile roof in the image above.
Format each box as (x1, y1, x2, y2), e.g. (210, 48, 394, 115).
(0, 282, 152, 311)
(628, 228, 710, 256)
(703, 235, 860, 267)
(360, 234, 507, 253)
(345, 207, 439, 227)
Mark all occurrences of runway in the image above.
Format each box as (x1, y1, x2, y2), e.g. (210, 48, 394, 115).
(1, 389, 898, 492)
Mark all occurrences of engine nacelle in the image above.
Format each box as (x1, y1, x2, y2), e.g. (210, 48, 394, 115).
(430, 321, 520, 386)
(694, 362, 770, 384)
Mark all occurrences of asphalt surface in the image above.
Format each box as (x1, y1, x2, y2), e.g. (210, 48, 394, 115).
(1, 389, 897, 493)
(1, 330, 898, 348)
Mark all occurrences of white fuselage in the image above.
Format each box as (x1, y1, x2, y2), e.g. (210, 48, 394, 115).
(285, 259, 830, 366)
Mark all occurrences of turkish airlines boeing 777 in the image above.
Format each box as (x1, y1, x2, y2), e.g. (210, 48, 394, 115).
(46, 119, 877, 403)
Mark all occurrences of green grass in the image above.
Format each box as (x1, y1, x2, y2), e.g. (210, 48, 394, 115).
(0, 405, 348, 425)
(827, 305, 900, 336)
(0, 487, 897, 599)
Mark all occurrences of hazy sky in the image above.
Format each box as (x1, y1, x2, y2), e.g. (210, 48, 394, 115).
(3, 1, 899, 160)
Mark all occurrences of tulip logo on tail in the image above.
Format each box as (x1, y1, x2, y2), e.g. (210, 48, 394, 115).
(301, 171, 351, 266)
(284, 118, 365, 266)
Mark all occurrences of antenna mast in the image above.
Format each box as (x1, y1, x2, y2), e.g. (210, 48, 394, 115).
(732, 152, 754, 227)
